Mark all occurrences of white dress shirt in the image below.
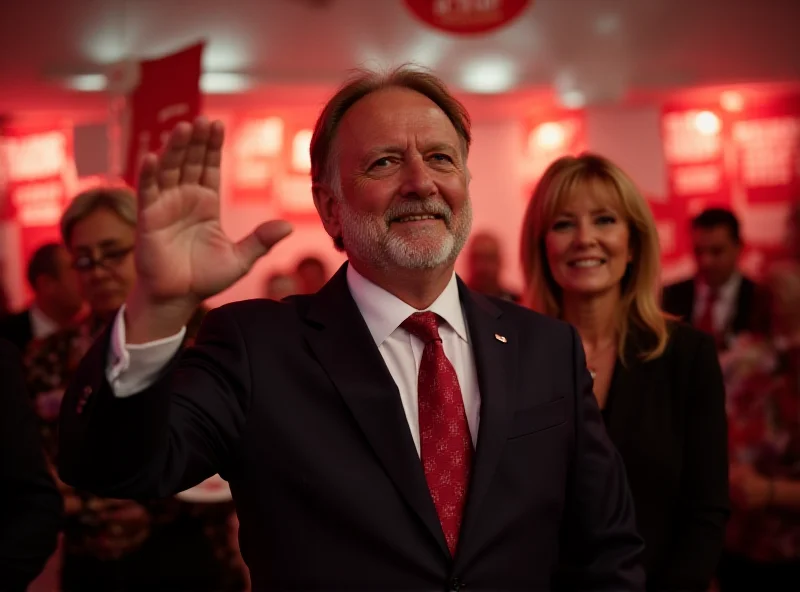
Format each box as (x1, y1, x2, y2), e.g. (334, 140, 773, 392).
(692, 272, 742, 334)
(106, 265, 481, 455)
(29, 304, 60, 340)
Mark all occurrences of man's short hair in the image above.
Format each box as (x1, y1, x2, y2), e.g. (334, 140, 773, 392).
(26, 242, 63, 288)
(309, 64, 471, 250)
(61, 186, 137, 246)
(691, 207, 741, 244)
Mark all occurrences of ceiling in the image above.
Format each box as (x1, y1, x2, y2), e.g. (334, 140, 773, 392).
(0, 0, 798, 116)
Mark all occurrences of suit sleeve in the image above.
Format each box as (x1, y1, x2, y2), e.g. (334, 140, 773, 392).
(660, 332, 729, 590)
(58, 305, 252, 499)
(556, 327, 646, 591)
(0, 339, 63, 591)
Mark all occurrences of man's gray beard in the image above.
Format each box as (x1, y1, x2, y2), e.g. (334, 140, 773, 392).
(338, 198, 473, 271)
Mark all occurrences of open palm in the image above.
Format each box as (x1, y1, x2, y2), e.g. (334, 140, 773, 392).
(135, 118, 291, 303)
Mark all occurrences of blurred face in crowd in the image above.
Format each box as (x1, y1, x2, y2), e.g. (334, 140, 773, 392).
(35, 246, 83, 319)
(545, 181, 632, 300)
(296, 261, 327, 294)
(68, 207, 136, 317)
(266, 273, 298, 301)
(467, 233, 502, 292)
(327, 87, 472, 274)
(692, 225, 740, 288)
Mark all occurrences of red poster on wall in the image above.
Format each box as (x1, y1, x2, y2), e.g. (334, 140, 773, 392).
(123, 42, 204, 187)
(404, 0, 533, 35)
(660, 94, 800, 278)
(0, 126, 76, 298)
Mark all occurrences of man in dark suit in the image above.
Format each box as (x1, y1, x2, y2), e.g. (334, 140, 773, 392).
(0, 338, 63, 590)
(58, 66, 644, 590)
(662, 208, 761, 345)
(0, 242, 83, 352)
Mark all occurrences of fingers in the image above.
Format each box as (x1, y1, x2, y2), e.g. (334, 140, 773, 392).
(179, 118, 212, 185)
(137, 153, 160, 209)
(156, 121, 193, 190)
(234, 220, 293, 271)
(200, 120, 225, 193)
(150, 117, 223, 192)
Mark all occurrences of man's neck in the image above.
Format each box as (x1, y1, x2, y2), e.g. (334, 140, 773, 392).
(561, 289, 621, 350)
(348, 259, 455, 310)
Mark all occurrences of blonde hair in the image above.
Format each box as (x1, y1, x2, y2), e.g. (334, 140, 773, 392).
(61, 186, 137, 246)
(520, 153, 669, 362)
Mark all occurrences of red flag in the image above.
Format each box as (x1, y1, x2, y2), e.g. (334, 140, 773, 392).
(123, 42, 205, 187)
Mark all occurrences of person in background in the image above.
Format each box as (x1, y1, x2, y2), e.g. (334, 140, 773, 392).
(717, 264, 800, 589)
(662, 208, 760, 348)
(0, 338, 63, 591)
(0, 242, 84, 354)
(520, 153, 729, 591)
(294, 255, 327, 294)
(464, 230, 519, 302)
(265, 271, 298, 300)
(24, 186, 244, 591)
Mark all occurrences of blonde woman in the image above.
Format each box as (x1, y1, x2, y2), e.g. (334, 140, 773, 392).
(521, 153, 729, 591)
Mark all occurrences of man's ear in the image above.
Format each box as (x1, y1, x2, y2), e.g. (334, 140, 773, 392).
(312, 183, 342, 244)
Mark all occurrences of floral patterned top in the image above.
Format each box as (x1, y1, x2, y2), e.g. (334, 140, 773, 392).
(24, 309, 246, 588)
(720, 334, 800, 562)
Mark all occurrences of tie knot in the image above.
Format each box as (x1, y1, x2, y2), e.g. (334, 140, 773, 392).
(401, 312, 442, 344)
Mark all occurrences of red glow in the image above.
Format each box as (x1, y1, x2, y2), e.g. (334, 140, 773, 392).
(3, 131, 67, 182)
(291, 129, 312, 173)
(694, 111, 721, 136)
(236, 117, 284, 158)
(720, 91, 745, 112)
(532, 122, 566, 150)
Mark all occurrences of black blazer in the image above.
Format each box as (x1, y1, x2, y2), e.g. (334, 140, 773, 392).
(0, 338, 63, 591)
(662, 276, 759, 336)
(58, 264, 645, 591)
(0, 310, 33, 353)
(603, 323, 729, 591)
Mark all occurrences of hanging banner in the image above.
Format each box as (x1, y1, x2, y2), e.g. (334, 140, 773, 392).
(123, 42, 204, 187)
(660, 94, 800, 279)
(404, 0, 532, 35)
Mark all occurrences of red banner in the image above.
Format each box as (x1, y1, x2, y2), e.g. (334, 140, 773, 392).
(660, 94, 800, 279)
(123, 42, 204, 187)
(404, 0, 532, 35)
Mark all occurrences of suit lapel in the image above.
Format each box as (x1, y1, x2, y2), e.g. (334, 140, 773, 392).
(604, 338, 649, 452)
(456, 282, 518, 559)
(302, 265, 449, 557)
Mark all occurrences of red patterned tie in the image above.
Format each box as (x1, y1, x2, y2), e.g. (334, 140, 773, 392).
(401, 312, 473, 556)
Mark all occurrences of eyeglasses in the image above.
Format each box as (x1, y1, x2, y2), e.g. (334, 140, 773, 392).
(72, 246, 134, 272)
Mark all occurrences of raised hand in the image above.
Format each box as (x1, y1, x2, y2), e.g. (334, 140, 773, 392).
(126, 118, 292, 342)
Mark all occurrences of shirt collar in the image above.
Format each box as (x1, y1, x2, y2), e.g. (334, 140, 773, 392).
(346, 264, 468, 347)
(29, 304, 59, 339)
(697, 271, 742, 301)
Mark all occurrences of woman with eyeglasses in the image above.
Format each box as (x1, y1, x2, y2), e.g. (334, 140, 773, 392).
(23, 187, 245, 591)
(520, 154, 729, 591)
